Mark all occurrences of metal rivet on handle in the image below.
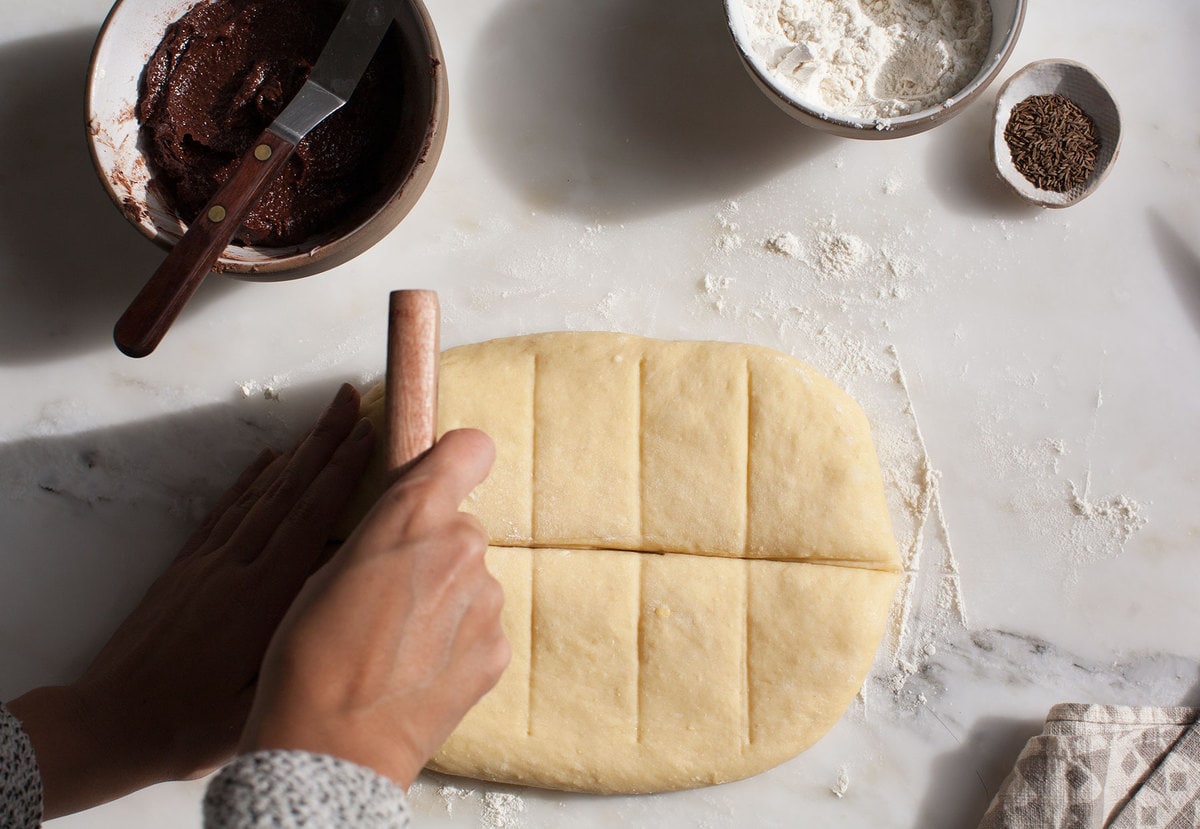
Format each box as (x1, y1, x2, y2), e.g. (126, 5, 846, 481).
(254, 144, 272, 161)
(208, 205, 227, 223)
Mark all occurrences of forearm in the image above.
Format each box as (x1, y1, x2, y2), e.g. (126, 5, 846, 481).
(4, 691, 412, 828)
(6, 686, 147, 820)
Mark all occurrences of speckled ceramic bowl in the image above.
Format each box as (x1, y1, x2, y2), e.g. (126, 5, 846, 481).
(992, 59, 1121, 208)
(86, 0, 447, 279)
(724, 0, 1025, 139)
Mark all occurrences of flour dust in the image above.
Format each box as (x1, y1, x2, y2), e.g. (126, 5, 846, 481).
(735, 0, 992, 121)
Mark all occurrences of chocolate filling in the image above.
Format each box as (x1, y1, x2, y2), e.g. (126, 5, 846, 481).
(138, 0, 404, 248)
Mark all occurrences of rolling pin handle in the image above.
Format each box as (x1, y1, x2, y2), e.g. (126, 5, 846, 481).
(385, 289, 439, 480)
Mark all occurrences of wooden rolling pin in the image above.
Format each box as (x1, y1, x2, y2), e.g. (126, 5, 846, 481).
(385, 290, 439, 479)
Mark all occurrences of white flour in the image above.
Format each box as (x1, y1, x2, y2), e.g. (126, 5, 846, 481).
(1068, 472, 1147, 570)
(481, 791, 526, 829)
(410, 782, 526, 828)
(813, 227, 870, 278)
(878, 345, 968, 705)
(764, 230, 802, 257)
(831, 766, 851, 797)
(736, 0, 992, 120)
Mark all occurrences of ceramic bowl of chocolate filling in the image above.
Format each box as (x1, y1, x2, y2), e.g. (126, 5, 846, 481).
(86, 0, 447, 279)
(724, 0, 1025, 139)
(991, 60, 1121, 208)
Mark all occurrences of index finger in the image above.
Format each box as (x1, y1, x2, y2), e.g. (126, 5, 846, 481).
(225, 383, 362, 560)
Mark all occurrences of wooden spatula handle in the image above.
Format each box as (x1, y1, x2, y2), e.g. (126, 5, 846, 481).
(385, 290, 440, 479)
(113, 128, 295, 358)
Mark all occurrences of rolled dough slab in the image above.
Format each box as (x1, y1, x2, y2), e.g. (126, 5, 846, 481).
(340, 332, 900, 794)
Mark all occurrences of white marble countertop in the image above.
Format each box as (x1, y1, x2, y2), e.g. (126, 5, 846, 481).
(2, 0, 1198, 826)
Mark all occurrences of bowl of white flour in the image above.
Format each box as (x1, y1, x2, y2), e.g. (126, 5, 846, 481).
(725, 0, 1025, 138)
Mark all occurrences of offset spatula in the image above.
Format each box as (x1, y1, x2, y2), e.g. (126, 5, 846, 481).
(114, 0, 399, 358)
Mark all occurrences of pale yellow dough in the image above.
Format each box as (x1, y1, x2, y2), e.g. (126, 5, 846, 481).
(340, 332, 900, 794)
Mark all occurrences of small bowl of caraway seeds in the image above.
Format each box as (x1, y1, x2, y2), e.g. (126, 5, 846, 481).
(992, 59, 1121, 207)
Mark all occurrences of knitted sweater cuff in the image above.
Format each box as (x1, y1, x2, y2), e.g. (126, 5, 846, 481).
(204, 750, 410, 829)
(0, 701, 44, 829)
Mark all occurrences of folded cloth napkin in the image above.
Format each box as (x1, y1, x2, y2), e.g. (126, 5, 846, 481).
(979, 704, 1200, 829)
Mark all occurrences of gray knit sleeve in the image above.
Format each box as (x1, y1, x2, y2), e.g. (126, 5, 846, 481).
(0, 702, 43, 829)
(203, 750, 410, 828)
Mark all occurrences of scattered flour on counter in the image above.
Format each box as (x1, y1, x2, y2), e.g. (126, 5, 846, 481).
(470, 266, 570, 310)
(239, 380, 281, 400)
(879, 248, 918, 301)
(830, 766, 851, 798)
(874, 345, 968, 707)
(815, 324, 892, 381)
(717, 233, 745, 252)
(1061, 387, 1149, 579)
(593, 290, 622, 321)
(435, 784, 470, 817)
(975, 380, 1150, 587)
(702, 210, 928, 325)
(764, 231, 802, 257)
(481, 792, 526, 829)
(715, 200, 745, 252)
(415, 782, 525, 827)
(736, 0, 992, 120)
(231, 326, 375, 407)
(698, 274, 735, 316)
(1046, 438, 1067, 473)
(812, 226, 870, 278)
(1067, 473, 1147, 570)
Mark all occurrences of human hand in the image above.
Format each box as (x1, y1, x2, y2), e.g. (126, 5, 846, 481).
(238, 428, 509, 789)
(7, 383, 374, 818)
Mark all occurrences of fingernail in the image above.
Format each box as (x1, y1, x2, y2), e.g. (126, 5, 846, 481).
(321, 383, 355, 416)
(351, 417, 373, 440)
(333, 383, 356, 407)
